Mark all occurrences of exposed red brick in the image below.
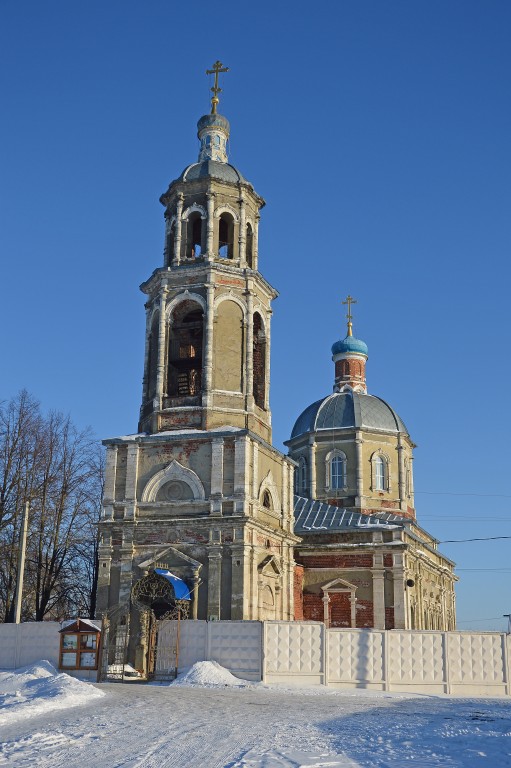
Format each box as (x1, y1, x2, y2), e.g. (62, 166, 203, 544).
(383, 554, 393, 568)
(294, 565, 304, 621)
(385, 606, 395, 629)
(298, 554, 373, 568)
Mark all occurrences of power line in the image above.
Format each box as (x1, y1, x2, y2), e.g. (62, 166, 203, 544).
(441, 535, 511, 543)
(457, 617, 506, 624)
(456, 568, 511, 572)
(416, 491, 511, 498)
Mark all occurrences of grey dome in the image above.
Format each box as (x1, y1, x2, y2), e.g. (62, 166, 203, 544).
(291, 391, 409, 439)
(179, 160, 246, 184)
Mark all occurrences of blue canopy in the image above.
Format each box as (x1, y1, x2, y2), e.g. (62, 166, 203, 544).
(154, 568, 191, 601)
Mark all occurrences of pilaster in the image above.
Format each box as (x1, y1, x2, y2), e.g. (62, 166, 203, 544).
(207, 547, 222, 620)
(173, 193, 184, 265)
(372, 553, 386, 629)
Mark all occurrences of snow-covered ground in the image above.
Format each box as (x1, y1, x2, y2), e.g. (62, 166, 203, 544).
(1, 661, 510, 767)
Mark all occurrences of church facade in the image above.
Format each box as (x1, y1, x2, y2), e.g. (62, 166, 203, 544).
(96, 66, 456, 669)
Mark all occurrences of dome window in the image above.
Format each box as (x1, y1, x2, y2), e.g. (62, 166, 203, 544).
(371, 452, 390, 492)
(327, 451, 347, 491)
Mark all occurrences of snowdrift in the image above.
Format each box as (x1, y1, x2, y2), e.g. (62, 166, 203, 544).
(171, 660, 252, 687)
(0, 660, 104, 727)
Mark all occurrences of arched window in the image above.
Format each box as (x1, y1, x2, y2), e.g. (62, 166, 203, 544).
(295, 457, 308, 495)
(167, 301, 204, 397)
(325, 450, 347, 490)
(218, 213, 234, 259)
(252, 313, 266, 409)
(246, 222, 254, 268)
(262, 490, 272, 510)
(186, 213, 203, 258)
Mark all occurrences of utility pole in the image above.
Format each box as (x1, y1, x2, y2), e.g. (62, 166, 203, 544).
(14, 501, 30, 624)
(503, 614, 511, 634)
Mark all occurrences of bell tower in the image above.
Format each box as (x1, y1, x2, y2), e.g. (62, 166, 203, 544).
(139, 62, 272, 442)
(97, 65, 298, 649)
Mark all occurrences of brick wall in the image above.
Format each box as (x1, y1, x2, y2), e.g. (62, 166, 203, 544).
(385, 606, 394, 629)
(294, 565, 304, 621)
(298, 554, 373, 568)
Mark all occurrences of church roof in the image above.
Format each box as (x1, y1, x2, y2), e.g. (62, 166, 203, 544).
(290, 391, 409, 439)
(332, 335, 368, 357)
(294, 496, 405, 533)
(179, 160, 246, 184)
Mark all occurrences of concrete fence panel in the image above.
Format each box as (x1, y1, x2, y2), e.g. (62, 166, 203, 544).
(328, 629, 384, 689)
(156, 620, 261, 681)
(264, 621, 324, 685)
(0, 622, 60, 669)
(387, 631, 446, 693)
(447, 632, 509, 696)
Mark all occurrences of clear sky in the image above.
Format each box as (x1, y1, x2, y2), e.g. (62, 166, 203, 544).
(1, 1, 510, 631)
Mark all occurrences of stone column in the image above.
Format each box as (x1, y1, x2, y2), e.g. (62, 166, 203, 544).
(210, 438, 224, 496)
(245, 288, 254, 408)
(322, 593, 330, 627)
(141, 303, 152, 403)
(125, 443, 139, 520)
(206, 192, 215, 258)
(191, 569, 201, 620)
(252, 440, 258, 500)
(281, 461, 289, 531)
(355, 432, 364, 506)
(207, 548, 222, 620)
(392, 553, 407, 629)
(397, 435, 406, 509)
(264, 311, 271, 412)
(234, 435, 249, 503)
(173, 194, 184, 265)
(238, 192, 246, 264)
(155, 284, 168, 407)
(104, 445, 118, 503)
(372, 569, 386, 629)
(309, 439, 317, 499)
(203, 283, 215, 405)
(253, 213, 260, 271)
(230, 547, 245, 619)
(350, 592, 357, 628)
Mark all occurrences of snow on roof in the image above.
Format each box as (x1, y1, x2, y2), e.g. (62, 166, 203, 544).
(294, 496, 405, 533)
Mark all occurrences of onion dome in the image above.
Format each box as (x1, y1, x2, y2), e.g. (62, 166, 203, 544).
(331, 335, 368, 357)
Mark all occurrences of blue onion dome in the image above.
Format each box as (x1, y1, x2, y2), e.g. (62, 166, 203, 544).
(197, 113, 230, 135)
(331, 335, 368, 357)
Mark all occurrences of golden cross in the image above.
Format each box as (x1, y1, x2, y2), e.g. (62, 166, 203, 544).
(206, 60, 229, 115)
(342, 295, 357, 336)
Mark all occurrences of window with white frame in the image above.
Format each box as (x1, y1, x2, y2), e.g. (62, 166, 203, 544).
(331, 455, 346, 489)
(372, 453, 388, 491)
(326, 450, 347, 490)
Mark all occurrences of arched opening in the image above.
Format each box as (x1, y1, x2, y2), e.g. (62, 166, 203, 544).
(253, 312, 266, 409)
(186, 212, 203, 259)
(165, 220, 175, 265)
(167, 301, 204, 398)
(262, 490, 272, 510)
(218, 213, 234, 259)
(146, 313, 159, 399)
(246, 222, 253, 268)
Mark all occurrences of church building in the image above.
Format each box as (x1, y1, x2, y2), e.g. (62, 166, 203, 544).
(96, 64, 456, 668)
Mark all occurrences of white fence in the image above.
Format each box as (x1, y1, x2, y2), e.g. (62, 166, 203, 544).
(0, 622, 61, 669)
(2, 621, 509, 697)
(157, 620, 511, 697)
(156, 620, 262, 681)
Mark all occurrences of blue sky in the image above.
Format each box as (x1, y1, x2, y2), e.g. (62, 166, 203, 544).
(1, 1, 510, 630)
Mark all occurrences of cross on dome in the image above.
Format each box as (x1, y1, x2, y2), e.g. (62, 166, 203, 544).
(206, 60, 229, 115)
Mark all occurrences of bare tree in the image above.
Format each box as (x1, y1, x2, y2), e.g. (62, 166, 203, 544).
(0, 392, 104, 622)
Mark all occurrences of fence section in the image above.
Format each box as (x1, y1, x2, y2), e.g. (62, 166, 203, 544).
(0, 622, 60, 669)
(155, 620, 262, 681)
